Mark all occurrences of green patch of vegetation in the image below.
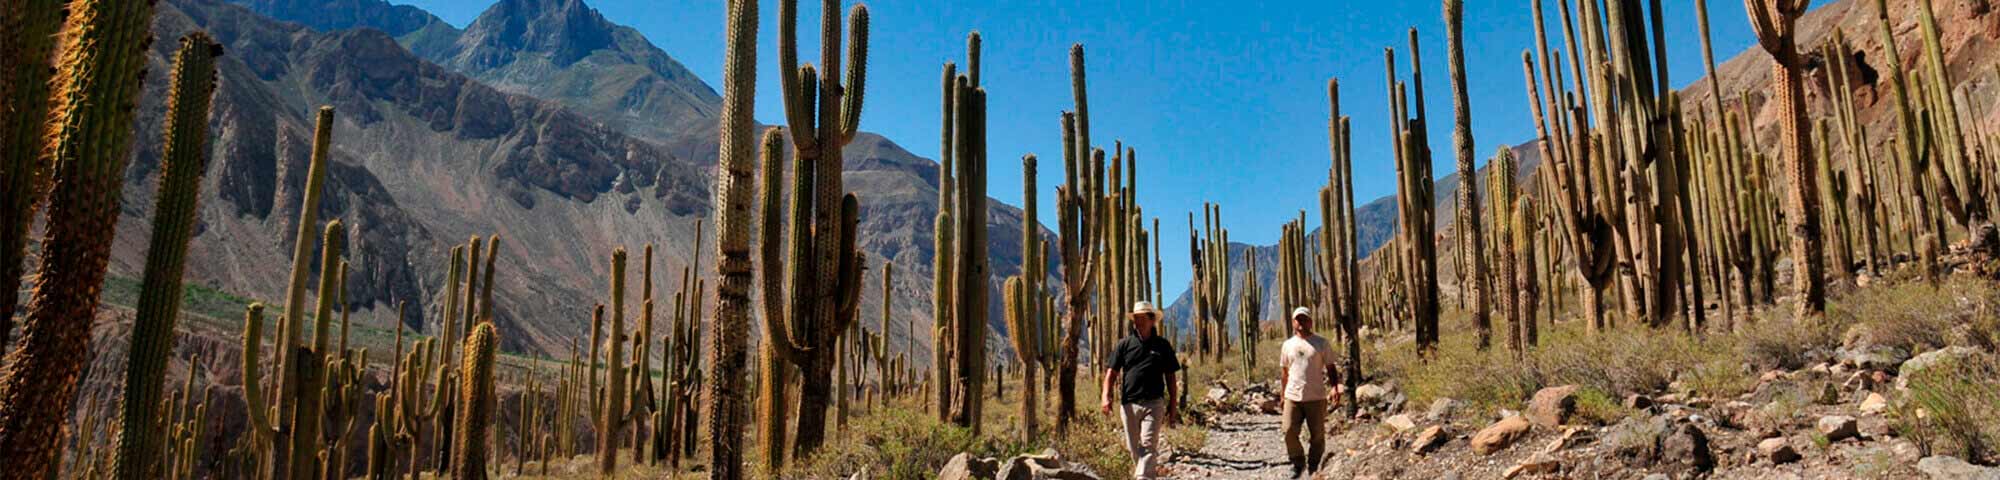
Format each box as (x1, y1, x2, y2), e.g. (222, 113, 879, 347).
(1894, 350, 2000, 464)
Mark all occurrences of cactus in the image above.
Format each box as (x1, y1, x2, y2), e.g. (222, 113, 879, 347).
(0, 0, 160, 468)
(454, 323, 498, 480)
(946, 35, 990, 433)
(1053, 42, 1110, 433)
(1238, 249, 1263, 374)
(705, 3, 758, 475)
(1444, 0, 1491, 350)
(0, 0, 66, 342)
(1489, 147, 1519, 353)
(1746, 0, 1825, 320)
(1190, 204, 1230, 361)
(1384, 35, 1440, 354)
(1514, 196, 1540, 349)
(111, 33, 222, 480)
(598, 249, 628, 475)
(1321, 78, 1363, 418)
(1003, 155, 1046, 442)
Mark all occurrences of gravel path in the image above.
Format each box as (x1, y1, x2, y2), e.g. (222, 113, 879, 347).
(1166, 413, 1298, 479)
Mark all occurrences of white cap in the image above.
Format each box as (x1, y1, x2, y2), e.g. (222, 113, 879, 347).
(1130, 301, 1161, 319)
(1291, 306, 1312, 319)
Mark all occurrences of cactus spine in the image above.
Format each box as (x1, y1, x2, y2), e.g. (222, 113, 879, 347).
(0, 0, 160, 468)
(112, 33, 222, 480)
(0, 0, 66, 342)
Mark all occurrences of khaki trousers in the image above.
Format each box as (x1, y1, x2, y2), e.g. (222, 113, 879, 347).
(1119, 398, 1166, 480)
(1282, 399, 1329, 471)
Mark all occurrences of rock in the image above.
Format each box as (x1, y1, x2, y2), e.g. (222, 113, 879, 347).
(1542, 427, 1595, 453)
(1257, 396, 1282, 415)
(1838, 345, 1911, 371)
(1902, 347, 1983, 384)
(1816, 382, 1842, 405)
(1426, 397, 1462, 421)
(939, 453, 999, 480)
(1917, 455, 2000, 480)
(1356, 384, 1390, 403)
(1472, 416, 1533, 455)
(1860, 392, 1890, 414)
(1758, 437, 1801, 464)
(1817, 415, 1860, 442)
(1383, 414, 1417, 432)
(1205, 386, 1231, 405)
(1412, 426, 1449, 455)
(1528, 385, 1581, 427)
(1661, 423, 1716, 475)
(1624, 394, 1653, 410)
(1503, 454, 1562, 479)
(1759, 370, 1786, 383)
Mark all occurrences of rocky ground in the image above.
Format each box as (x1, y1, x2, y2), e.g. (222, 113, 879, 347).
(1164, 345, 1998, 480)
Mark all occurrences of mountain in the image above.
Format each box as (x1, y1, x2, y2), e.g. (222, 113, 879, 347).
(88, 0, 1044, 361)
(1166, 0, 2000, 336)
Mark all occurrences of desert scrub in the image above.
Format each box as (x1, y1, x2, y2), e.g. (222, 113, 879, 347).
(1894, 350, 2000, 463)
(1831, 276, 2000, 355)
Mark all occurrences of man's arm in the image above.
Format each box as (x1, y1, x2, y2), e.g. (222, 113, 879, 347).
(1100, 367, 1120, 414)
(1165, 370, 1180, 424)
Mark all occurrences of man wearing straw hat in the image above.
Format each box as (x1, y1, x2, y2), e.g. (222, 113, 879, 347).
(1100, 301, 1181, 480)
(1278, 306, 1340, 478)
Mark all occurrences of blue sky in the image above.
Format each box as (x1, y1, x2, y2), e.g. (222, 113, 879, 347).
(399, 0, 1771, 303)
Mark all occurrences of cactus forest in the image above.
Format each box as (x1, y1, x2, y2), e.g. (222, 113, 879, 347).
(6, 0, 2000, 478)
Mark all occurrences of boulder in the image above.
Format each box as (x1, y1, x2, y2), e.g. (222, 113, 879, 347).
(1758, 437, 1801, 464)
(1205, 386, 1232, 406)
(1817, 415, 1859, 442)
(939, 453, 999, 480)
(1860, 392, 1890, 414)
(1383, 414, 1418, 432)
(1472, 416, 1533, 455)
(1503, 454, 1562, 479)
(1356, 384, 1390, 403)
(1412, 426, 1450, 455)
(1837, 345, 1911, 371)
(1661, 423, 1716, 475)
(1528, 385, 1581, 427)
(1426, 397, 1463, 421)
(1901, 347, 1983, 385)
(1917, 455, 2000, 480)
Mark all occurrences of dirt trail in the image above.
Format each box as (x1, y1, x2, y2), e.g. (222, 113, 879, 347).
(1166, 413, 1299, 479)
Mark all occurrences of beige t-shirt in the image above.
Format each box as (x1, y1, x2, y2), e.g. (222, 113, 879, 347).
(1279, 334, 1337, 402)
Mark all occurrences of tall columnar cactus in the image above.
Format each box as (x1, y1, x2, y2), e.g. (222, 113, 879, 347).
(1003, 154, 1045, 442)
(1238, 250, 1263, 373)
(707, 1, 757, 477)
(932, 59, 960, 423)
(454, 323, 498, 480)
(765, 0, 872, 457)
(0, 0, 160, 468)
(1444, 0, 1490, 350)
(1746, 0, 1825, 320)
(1384, 36, 1439, 354)
(112, 34, 223, 480)
(0, 0, 66, 342)
(946, 35, 990, 433)
(1322, 78, 1362, 418)
(599, 248, 629, 475)
(1053, 40, 1117, 434)
(1514, 196, 1540, 349)
(1190, 204, 1231, 361)
(1488, 147, 1519, 353)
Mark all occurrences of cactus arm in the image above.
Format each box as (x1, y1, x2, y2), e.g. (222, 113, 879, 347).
(776, 0, 812, 148)
(839, 6, 869, 144)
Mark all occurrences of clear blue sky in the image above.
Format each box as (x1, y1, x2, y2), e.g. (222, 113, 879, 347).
(400, 0, 1773, 303)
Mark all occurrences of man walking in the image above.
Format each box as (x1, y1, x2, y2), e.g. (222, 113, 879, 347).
(1101, 301, 1180, 480)
(1279, 307, 1339, 478)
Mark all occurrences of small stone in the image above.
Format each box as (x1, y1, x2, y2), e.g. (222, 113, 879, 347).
(1662, 423, 1716, 475)
(1412, 426, 1449, 455)
(1625, 394, 1653, 410)
(1542, 427, 1595, 453)
(1205, 386, 1231, 405)
(1816, 382, 1842, 405)
(1758, 437, 1801, 464)
(938, 453, 1000, 480)
(1528, 385, 1581, 427)
(1818, 415, 1860, 442)
(1426, 397, 1463, 421)
(1860, 392, 1890, 414)
(1357, 384, 1390, 402)
(1503, 454, 1561, 479)
(1759, 370, 1786, 383)
(1472, 416, 1533, 455)
(1383, 414, 1417, 432)
(1917, 455, 2000, 480)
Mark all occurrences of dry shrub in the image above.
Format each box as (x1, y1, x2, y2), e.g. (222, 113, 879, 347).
(1894, 351, 2000, 464)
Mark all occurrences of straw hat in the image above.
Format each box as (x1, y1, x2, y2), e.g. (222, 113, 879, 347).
(1291, 306, 1312, 320)
(1130, 301, 1161, 320)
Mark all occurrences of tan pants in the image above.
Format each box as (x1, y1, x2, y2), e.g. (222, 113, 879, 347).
(1119, 398, 1166, 480)
(1282, 399, 1329, 472)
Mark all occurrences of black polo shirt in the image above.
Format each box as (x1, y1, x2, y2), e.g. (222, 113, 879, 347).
(1109, 332, 1181, 404)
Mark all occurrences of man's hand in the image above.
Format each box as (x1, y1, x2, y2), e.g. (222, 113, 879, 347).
(1100, 399, 1113, 416)
(1166, 406, 1181, 426)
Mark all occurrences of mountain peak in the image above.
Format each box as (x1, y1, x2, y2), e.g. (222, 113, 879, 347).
(234, 0, 448, 37)
(462, 0, 616, 67)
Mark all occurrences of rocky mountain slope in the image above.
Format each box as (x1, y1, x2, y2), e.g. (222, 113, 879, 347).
(86, 0, 1040, 360)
